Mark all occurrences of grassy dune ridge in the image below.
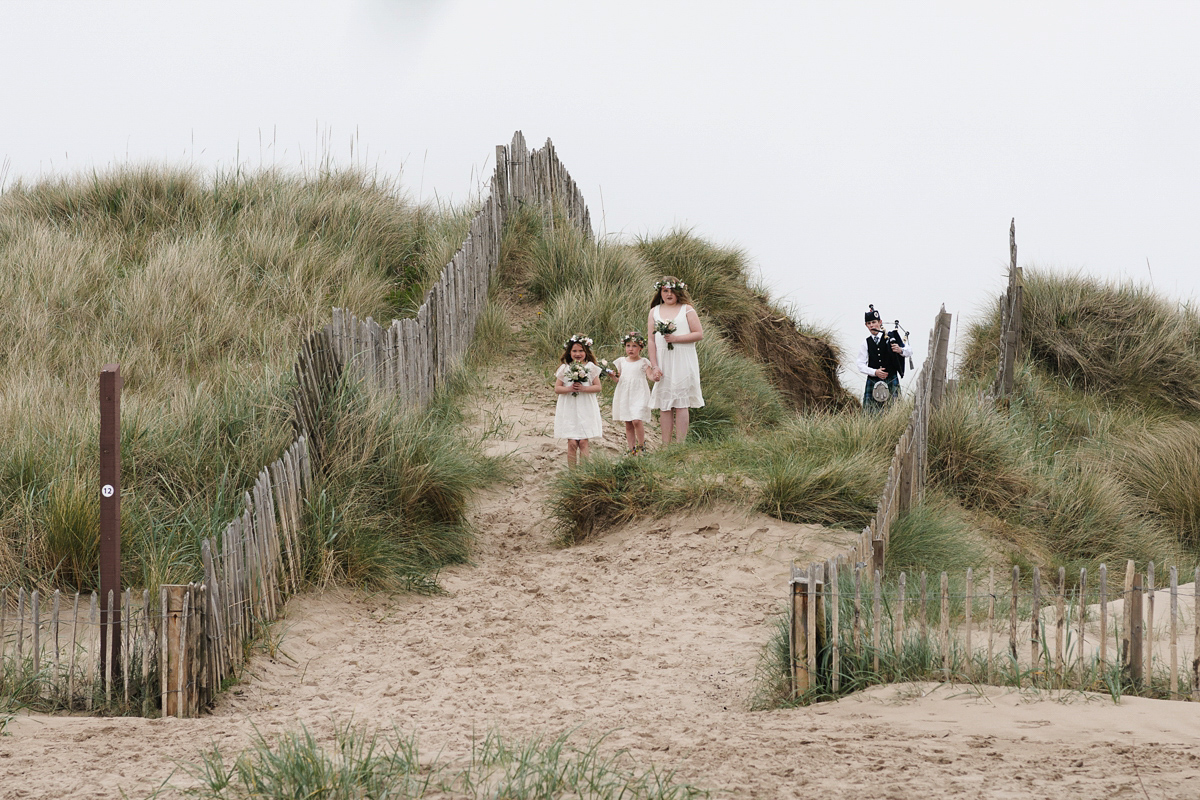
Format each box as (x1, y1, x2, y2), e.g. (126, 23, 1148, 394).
(941, 270, 1200, 570)
(0, 165, 481, 590)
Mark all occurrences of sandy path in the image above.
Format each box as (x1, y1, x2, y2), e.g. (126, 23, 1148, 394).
(4, 361, 1200, 799)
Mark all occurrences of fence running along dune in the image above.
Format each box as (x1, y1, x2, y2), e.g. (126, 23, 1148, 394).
(787, 306, 952, 697)
(0, 132, 593, 716)
(790, 559, 1200, 703)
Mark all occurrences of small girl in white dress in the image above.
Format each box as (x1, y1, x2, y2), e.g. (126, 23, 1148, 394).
(611, 331, 653, 455)
(553, 333, 603, 467)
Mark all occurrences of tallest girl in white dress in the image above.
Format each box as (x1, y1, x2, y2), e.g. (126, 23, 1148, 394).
(647, 276, 705, 444)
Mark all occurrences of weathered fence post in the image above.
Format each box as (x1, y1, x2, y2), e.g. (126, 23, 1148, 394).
(789, 564, 824, 697)
(162, 585, 189, 717)
(1129, 572, 1144, 688)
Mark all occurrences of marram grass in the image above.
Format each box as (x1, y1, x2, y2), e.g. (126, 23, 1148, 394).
(180, 722, 710, 800)
(0, 164, 472, 591)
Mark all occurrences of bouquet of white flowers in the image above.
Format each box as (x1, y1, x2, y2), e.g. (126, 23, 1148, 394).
(598, 359, 616, 379)
(564, 362, 590, 396)
(654, 319, 678, 350)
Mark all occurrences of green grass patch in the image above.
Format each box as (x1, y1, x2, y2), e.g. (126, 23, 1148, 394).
(304, 379, 506, 589)
(180, 722, 710, 800)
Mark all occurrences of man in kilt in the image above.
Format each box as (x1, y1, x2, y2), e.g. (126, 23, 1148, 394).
(856, 304, 913, 412)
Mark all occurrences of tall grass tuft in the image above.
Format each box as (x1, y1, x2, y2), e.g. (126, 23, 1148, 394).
(885, 494, 985, 576)
(928, 392, 1039, 513)
(182, 722, 710, 800)
(1098, 420, 1200, 547)
(961, 269, 1200, 412)
(306, 381, 505, 589)
(550, 453, 726, 544)
(754, 452, 880, 529)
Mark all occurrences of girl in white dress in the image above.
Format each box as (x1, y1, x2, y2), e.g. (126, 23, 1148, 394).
(611, 331, 652, 455)
(647, 276, 704, 445)
(553, 333, 603, 467)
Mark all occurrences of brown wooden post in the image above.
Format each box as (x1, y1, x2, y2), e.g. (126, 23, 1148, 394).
(789, 564, 804, 697)
(871, 537, 885, 580)
(1031, 567, 1042, 672)
(872, 569, 882, 674)
(829, 560, 840, 693)
(1170, 566, 1179, 699)
(1099, 563, 1109, 669)
(99, 364, 122, 678)
(162, 585, 187, 717)
(1009, 566, 1019, 663)
(1146, 562, 1155, 684)
(1122, 560, 1135, 676)
(1129, 572, 1144, 688)
(930, 308, 952, 410)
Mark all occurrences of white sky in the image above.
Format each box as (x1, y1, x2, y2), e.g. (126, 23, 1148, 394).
(3, 1, 1197, 386)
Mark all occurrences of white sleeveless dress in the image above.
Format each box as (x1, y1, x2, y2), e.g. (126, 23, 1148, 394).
(650, 304, 705, 411)
(611, 356, 652, 422)
(553, 362, 603, 439)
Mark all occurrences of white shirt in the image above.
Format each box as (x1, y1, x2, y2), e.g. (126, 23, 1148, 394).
(857, 332, 914, 377)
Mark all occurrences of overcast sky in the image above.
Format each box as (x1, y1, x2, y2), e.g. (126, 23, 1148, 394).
(4, 1, 1197, 386)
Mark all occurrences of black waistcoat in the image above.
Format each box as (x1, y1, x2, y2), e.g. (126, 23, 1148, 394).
(866, 333, 906, 379)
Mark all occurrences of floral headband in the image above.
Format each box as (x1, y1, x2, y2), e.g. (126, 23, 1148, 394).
(622, 331, 646, 346)
(654, 280, 687, 291)
(565, 333, 593, 348)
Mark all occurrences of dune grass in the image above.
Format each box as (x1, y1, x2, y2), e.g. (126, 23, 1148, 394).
(944, 270, 1200, 570)
(550, 408, 906, 543)
(302, 379, 505, 591)
(961, 269, 1200, 413)
(0, 165, 477, 592)
(180, 722, 709, 800)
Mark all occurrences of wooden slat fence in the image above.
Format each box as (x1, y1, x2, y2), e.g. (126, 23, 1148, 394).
(791, 559, 1200, 701)
(0, 587, 157, 714)
(790, 305, 953, 695)
(328, 132, 592, 399)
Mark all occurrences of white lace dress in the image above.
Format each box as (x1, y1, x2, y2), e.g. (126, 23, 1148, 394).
(650, 304, 705, 411)
(553, 362, 603, 439)
(611, 356, 652, 422)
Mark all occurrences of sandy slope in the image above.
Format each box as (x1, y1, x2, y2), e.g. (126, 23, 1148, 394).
(4, 362, 1200, 799)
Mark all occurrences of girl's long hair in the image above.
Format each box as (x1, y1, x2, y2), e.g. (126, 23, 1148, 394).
(650, 275, 693, 308)
(560, 336, 598, 366)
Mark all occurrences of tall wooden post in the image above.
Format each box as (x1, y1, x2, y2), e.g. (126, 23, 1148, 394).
(790, 565, 825, 697)
(1129, 572, 1144, 688)
(99, 364, 122, 679)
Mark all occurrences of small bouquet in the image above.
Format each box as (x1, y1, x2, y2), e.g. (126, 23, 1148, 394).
(654, 319, 678, 349)
(598, 359, 616, 380)
(564, 362, 590, 396)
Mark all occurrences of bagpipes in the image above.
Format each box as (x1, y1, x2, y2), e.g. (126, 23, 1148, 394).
(889, 319, 914, 378)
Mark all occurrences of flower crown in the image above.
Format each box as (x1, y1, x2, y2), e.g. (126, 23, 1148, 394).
(654, 280, 687, 292)
(565, 333, 593, 348)
(622, 331, 646, 346)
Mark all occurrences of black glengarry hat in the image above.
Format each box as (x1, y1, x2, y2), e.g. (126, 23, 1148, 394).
(865, 304, 881, 323)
